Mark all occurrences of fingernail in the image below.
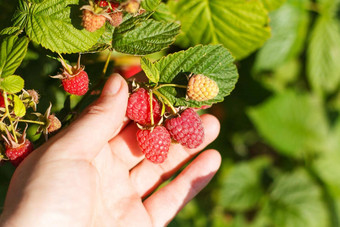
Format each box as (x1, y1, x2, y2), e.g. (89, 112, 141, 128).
(102, 74, 123, 96)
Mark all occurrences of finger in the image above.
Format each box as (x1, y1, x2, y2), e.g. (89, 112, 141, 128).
(108, 122, 145, 167)
(129, 114, 220, 197)
(143, 149, 221, 227)
(52, 74, 129, 160)
(109, 114, 219, 170)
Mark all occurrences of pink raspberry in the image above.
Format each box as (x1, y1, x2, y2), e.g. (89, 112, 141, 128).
(136, 126, 171, 164)
(165, 108, 204, 149)
(126, 88, 161, 125)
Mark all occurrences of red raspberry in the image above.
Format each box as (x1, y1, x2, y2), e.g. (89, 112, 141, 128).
(6, 140, 34, 167)
(136, 126, 171, 164)
(116, 65, 142, 79)
(62, 70, 89, 96)
(165, 108, 204, 149)
(126, 88, 161, 125)
(95, 0, 109, 7)
(108, 1, 120, 12)
(0, 93, 5, 108)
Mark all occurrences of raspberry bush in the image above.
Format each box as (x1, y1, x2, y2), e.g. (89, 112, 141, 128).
(2, 0, 339, 226)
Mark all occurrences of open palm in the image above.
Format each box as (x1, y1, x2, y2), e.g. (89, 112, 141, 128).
(0, 75, 221, 227)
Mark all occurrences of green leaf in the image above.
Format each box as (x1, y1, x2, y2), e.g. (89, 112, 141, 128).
(254, 0, 310, 72)
(29, 0, 46, 3)
(313, 116, 340, 196)
(141, 0, 161, 11)
(307, 16, 340, 95)
(248, 91, 329, 158)
(219, 157, 270, 211)
(112, 15, 180, 55)
(0, 75, 25, 94)
(0, 36, 29, 78)
(153, 3, 176, 22)
(256, 170, 328, 227)
(317, 0, 340, 16)
(154, 45, 238, 107)
(140, 57, 159, 83)
(168, 0, 271, 60)
(260, 0, 286, 11)
(25, 0, 105, 54)
(12, 0, 30, 30)
(85, 24, 115, 53)
(13, 95, 26, 118)
(0, 27, 21, 36)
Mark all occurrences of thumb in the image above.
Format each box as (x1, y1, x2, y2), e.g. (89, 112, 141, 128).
(57, 74, 129, 158)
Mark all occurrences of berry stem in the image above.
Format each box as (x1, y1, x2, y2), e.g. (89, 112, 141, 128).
(149, 90, 154, 125)
(0, 115, 6, 123)
(102, 51, 112, 79)
(15, 119, 45, 125)
(154, 84, 187, 91)
(153, 90, 177, 115)
(3, 92, 18, 143)
(58, 53, 73, 75)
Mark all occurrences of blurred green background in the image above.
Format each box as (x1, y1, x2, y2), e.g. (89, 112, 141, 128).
(2, 0, 340, 226)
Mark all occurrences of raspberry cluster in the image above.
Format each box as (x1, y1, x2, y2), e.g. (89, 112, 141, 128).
(81, 0, 142, 32)
(126, 73, 218, 164)
(0, 91, 62, 167)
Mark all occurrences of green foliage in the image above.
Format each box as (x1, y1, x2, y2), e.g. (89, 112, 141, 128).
(25, 0, 105, 54)
(13, 94, 26, 117)
(260, 0, 287, 11)
(313, 116, 340, 195)
(307, 16, 340, 95)
(1, 0, 340, 226)
(256, 170, 328, 227)
(0, 27, 21, 36)
(248, 91, 329, 158)
(141, 0, 161, 11)
(0, 36, 29, 78)
(152, 3, 175, 22)
(219, 157, 270, 211)
(112, 14, 180, 55)
(12, 0, 29, 30)
(254, 0, 310, 72)
(140, 57, 159, 83)
(168, 0, 271, 59)
(0, 75, 25, 94)
(155, 45, 238, 107)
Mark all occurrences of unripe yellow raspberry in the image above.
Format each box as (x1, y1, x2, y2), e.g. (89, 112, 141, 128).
(187, 74, 219, 101)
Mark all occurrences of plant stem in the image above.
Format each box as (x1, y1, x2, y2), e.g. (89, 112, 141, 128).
(149, 90, 154, 125)
(58, 53, 72, 75)
(3, 92, 18, 143)
(102, 51, 112, 78)
(154, 83, 187, 90)
(153, 90, 177, 115)
(0, 115, 6, 123)
(16, 119, 45, 125)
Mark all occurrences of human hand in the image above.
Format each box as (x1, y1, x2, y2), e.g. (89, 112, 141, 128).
(0, 74, 221, 227)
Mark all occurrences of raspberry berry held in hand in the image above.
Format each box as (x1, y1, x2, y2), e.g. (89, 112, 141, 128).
(52, 55, 89, 96)
(126, 88, 161, 126)
(165, 108, 204, 149)
(137, 126, 171, 164)
(124, 46, 238, 164)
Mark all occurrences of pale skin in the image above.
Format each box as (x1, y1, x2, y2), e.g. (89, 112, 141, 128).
(0, 74, 221, 227)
